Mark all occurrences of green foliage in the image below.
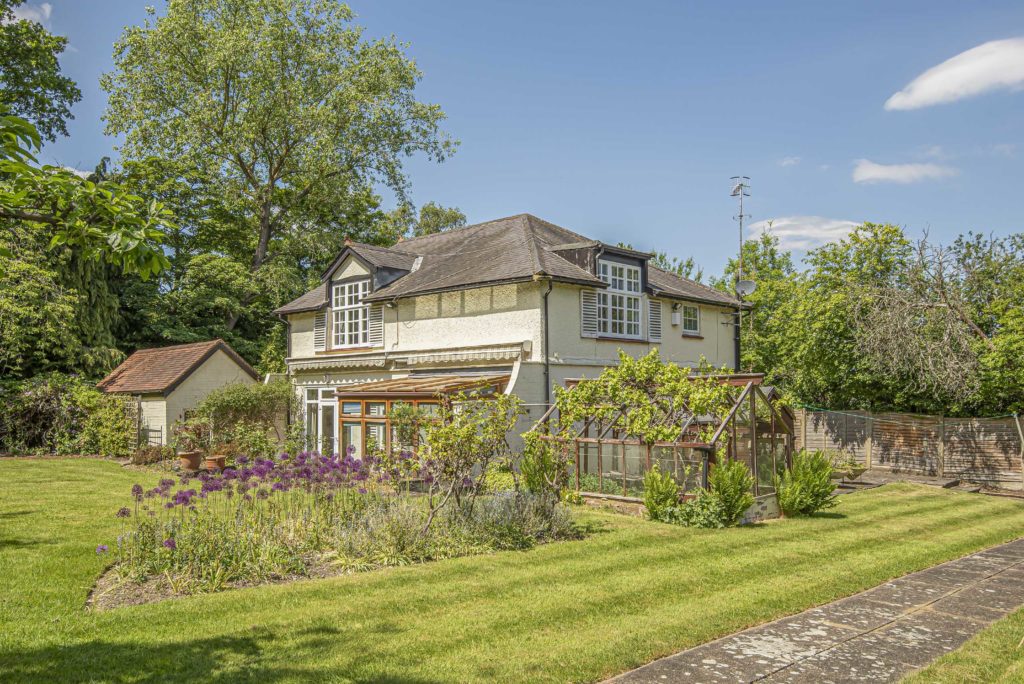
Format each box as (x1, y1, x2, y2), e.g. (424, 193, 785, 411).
(0, 373, 135, 456)
(0, 0, 81, 141)
(190, 380, 290, 456)
(663, 490, 730, 529)
(642, 463, 680, 521)
(520, 431, 570, 498)
(379, 201, 466, 241)
(101, 0, 456, 363)
(708, 458, 755, 526)
(775, 450, 838, 517)
(481, 461, 516, 493)
(423, 392, 524, 509)
(0, 111, 172, 278)
(554, 349, 735, 445)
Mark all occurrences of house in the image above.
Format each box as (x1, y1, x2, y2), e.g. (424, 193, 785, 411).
(274, 214, 743, 456)
(97, 339, 260, 446)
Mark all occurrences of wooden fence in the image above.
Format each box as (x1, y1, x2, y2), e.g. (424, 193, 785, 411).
(795, 409, 1024, 490)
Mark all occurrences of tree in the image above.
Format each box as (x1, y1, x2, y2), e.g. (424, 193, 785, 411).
(0, 111, 172, 277)
(102, 0, 456, 331)
(378, 201, 466, 241)
(712, 232, 797, 378)
(617, 243, 703, 281)
(0, 0, 81, 141)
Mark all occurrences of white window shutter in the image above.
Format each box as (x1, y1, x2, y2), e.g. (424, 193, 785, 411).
(313, 312, 327, 351)
(368, 305, 383, 346)
(648, 299, 662, 342)
(580, 289, 599, 338)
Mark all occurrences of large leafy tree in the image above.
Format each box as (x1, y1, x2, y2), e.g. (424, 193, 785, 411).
(0, 0, 81, 141)
(712, 231, 797, 380)
(102, 0, 456, 335)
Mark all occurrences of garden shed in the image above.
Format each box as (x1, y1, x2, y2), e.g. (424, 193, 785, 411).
(97, 339, 259, 447)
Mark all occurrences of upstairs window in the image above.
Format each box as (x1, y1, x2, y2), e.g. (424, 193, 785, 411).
(332, 279, 370, 347)
(597, 260, 642, 338)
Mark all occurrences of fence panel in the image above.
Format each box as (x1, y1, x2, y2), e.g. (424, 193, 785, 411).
(795, 409, 1024, 490)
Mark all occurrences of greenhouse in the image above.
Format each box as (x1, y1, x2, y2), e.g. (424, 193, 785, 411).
(532, 373, 795, 499)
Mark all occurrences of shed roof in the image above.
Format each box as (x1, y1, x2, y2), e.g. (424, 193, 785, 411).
(97, 339, 258, 396)
(334, 373, 511, 398)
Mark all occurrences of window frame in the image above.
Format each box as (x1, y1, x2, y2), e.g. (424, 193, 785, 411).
(681, 304, 701, 335)
(331, 278, 370, 348)
(597, 260, 643, 339)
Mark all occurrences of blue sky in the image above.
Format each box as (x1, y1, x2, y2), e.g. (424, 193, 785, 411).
(24, 0, 1024, 274)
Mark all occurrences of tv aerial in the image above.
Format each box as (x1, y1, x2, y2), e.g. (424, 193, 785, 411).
(730, 176, 753, 298)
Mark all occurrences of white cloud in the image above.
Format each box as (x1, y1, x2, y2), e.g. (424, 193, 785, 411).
(10, 2, 52, 24)
(991, 143, 1016, 157)
(852, 159, 957, 184)
(778, 156, 801, 167)
(920, 144, 947, 159)
(885, 37, 1024, 110)
(748, 216, 859, 250)
(61, 166, 91, 178)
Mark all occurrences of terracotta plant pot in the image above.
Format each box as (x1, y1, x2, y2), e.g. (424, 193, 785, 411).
(204, 455, 227, 471)
(178, 451, 203, 471)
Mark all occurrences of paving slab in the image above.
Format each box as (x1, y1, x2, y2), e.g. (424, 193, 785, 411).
(608, 539, 1024, 684)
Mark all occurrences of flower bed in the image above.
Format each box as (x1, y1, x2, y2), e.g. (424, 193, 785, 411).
(97, 450, 577, 606)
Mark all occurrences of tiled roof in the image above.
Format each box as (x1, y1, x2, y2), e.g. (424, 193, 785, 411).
(275, 213, 742, 312)
(96, 340, 258, 395)
(274, 283, 327, 315)
(647, 266, 742, 306)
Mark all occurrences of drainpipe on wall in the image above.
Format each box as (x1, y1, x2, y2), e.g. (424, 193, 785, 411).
(276, 313, 292, 428)
(541, 278, 554, 407)
(733, 306, 742, 372)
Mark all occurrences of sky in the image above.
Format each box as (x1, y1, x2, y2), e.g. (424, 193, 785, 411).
(22, 0, 1024, 275)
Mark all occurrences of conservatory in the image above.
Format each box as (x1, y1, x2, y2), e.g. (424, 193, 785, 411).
(532, 373, 794, 499)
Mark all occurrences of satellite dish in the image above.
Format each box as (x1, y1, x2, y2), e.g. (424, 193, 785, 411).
(736, 279, 757, 297)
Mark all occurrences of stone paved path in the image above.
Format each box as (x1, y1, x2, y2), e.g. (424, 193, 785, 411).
(609, 538, 1024, 683)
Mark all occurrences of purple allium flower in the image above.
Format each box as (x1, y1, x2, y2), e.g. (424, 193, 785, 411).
(461, 476, 473, 487)
(96, 544, 108, 554)
(222, 468, 237, 479)
(358, 487, 367, 495)
(131, 484, 144, 501)
(236, 455, 249, 465)
(346, 444, 356, 456)
(116, 507, 131, 518)
(271, 482, 285, 492)
(162, 538, 176, 550)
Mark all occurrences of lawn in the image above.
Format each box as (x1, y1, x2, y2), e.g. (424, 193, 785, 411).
(2, 459, 1024, 683)
(903, 606, 1024, 683)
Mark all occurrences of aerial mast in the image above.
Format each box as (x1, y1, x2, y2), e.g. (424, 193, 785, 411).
(730, 176, 751, 293)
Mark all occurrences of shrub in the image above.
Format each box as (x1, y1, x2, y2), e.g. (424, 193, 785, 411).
(664, 490, 730, 528)
(132, 445, 174, 465)
(519, 431, 568, 497)
(482, 461, 516, 493)
(774, 449, 838, 516)
(190, 380, 290, 455)
(643, 463, 680, 521)
(0, 373, 135, 456)
(709, 458, 755, 526)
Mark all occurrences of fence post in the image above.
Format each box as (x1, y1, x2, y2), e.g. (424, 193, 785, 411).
(801, 409, 808, 451)
(865, 414, 873, 470)
(938, 416, 946, 478)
